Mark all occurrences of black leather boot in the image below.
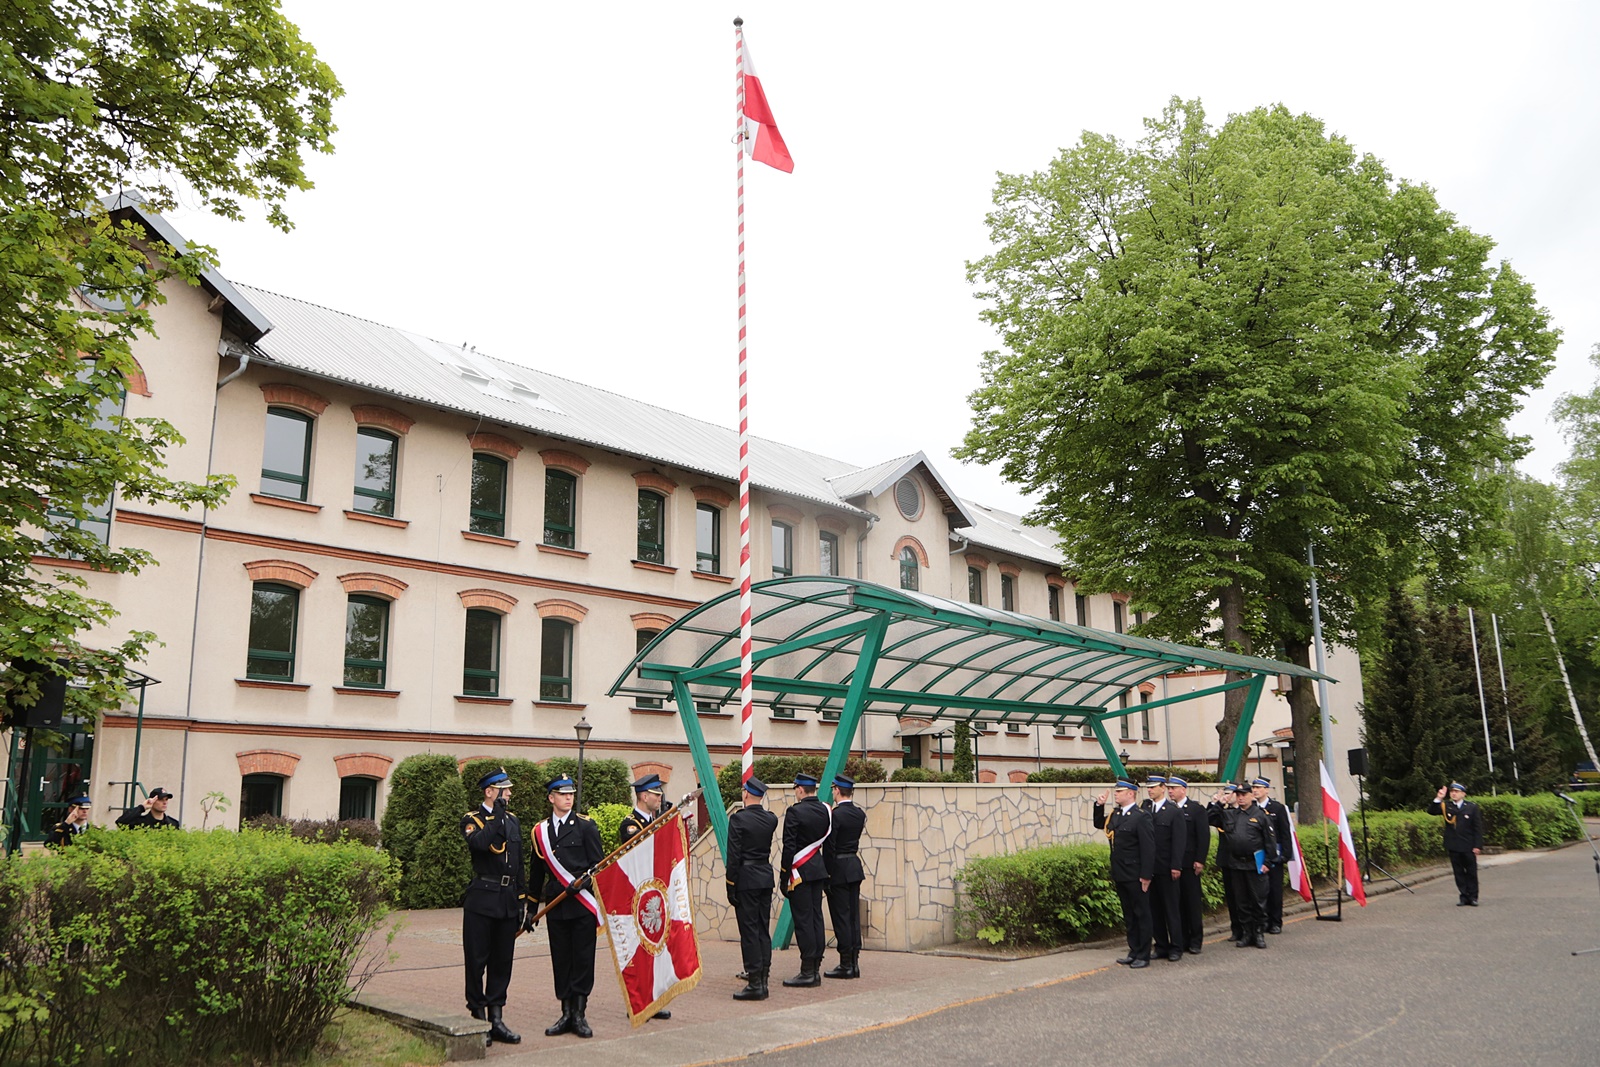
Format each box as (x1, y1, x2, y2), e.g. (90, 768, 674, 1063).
(544, 998, 574, 1037)
(782, 957, 821, 988)
(733, 968, 768, 1000)
(571, 994, 593, 1039)
(846, 950, 861, 979)
(1253, 927, 1268, 949)
(487, 1006, 521, 1044)
(823, 953, 851, 979)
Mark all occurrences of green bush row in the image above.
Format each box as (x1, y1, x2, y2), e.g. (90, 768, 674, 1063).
(715, 756, 886, 809)
(1025, 765, 1222, 784)
(244, 814, 381, 847)
(0, 827, 396, 1065)
(889, 767, 963, 782)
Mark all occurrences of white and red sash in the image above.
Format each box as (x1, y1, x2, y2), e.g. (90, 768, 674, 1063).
(535, 818, 601, 925)
(787, 803, 832, 890)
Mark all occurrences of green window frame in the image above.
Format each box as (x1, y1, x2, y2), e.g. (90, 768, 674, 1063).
(469, 453, 508, 536)
(1048, 585, 1061, 622)
(1140, 691, 1152, 740)
(1119, 691, 1131, 740)
(240, 774, 283, 820)
(462, 609, 501, 696)
(899, 547, 919, 591)
(967, 566, 984, 605)
(339, 776, 377, 821)
(771, 521, 793, 578)
(343, 595, 390, 689)
(352, 427, 398, 516)
(261, 407, 313, 501)
(45, 370, 124, 558)
(819, 531, 840, 577)
(635, 629, 663, 708)
(246, 582, 299, 681)
(637, 490, 666, 563)
(540, 618, 574, 702)
(695, 503, 721, 573)
(544, 468, 576, 548)
(1001, 574, 1016, 612)
(1113, 601, 1126, 634)
(1075, 593, 1088, 627)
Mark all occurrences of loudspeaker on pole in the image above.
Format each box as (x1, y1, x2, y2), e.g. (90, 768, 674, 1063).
(1347, 747, 1368, 777)
(4, 661, 68, 729)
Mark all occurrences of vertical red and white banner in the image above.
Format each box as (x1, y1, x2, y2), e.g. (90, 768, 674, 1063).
(594, 810, 702, 1025)
(1284, 809, 1315, 903)
(1319, 760, 1367, 905)
(732, 17, 792, 783)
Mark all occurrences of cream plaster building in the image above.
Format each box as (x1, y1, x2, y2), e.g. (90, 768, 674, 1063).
(12, 200, 1364, 837)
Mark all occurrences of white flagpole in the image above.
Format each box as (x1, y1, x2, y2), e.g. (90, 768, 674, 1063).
(733, 18, 756, 784)
(1467, 607, 1497, 794)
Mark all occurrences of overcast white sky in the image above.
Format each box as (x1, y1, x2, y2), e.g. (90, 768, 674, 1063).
(173, 1, 1600, 518)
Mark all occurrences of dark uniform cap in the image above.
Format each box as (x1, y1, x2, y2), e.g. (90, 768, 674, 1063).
(1232, 782, 1253, 794)
(1449, 781, 1467, 792)
(1251, 776, 1272, 788)
(67, 793, 92, 807)
(1113, 779, 1137, 791)
(477, 768, 511, 791)
(1167, 776, 1188, 788)
(545, 775, 578, 794)
(632, 773, 666, 795)
(149, 787, 174, 799)
(832, 774, 855, 790)
(1144, 775, 1167, 786)
(743, 777, 767, 797)
(794, 773, 819, 788)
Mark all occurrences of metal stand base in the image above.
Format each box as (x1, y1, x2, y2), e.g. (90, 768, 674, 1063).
(1365, 861, 1414, 894)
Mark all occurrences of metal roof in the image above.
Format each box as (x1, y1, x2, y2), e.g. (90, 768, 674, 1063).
(829, 451, 977, 528)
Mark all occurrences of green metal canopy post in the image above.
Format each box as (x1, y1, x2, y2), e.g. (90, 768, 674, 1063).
(673, 677, 730, 860)
(1091, 715, 1128, 778)
(1219, 673, 1267, 784)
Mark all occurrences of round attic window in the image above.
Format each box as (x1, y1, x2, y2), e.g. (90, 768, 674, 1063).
(894, 477, 922, 520)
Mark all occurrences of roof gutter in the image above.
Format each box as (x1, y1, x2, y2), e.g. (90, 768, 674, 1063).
(216, 340, 253, 389)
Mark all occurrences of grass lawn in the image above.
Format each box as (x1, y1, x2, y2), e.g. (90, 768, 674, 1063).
(307, 1008, 446, 1066)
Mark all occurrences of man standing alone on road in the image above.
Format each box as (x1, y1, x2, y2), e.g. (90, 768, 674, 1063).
(1428, 781, 1483, 906)
(1094, 779, 1155, 968)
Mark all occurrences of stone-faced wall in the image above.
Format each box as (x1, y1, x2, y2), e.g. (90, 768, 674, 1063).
(690, 782, 1115, 952)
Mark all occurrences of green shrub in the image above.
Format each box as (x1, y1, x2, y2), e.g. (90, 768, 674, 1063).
(1025, 765, 1221, 784)
(715, 755, 887, 808)
(587, 802, 632, 852)
(537, 757, 633, 818)
(379, 752, 459, 890)
(245, 814, 381, 847)
(402, 776, 474, 910)
(0, 827, 397, 1065)
(890, 767, 957, 782)
(1577, 792, 1600, 818)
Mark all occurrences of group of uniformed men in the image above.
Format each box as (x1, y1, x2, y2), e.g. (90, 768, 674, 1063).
(1093, 774, 1292, 967)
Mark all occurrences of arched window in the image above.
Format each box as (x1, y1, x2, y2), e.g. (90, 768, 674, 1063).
(352, 428, 398, 516)
(469, 453, 508, 536)
(540, 618, 574, 702)
(262, 407, 314, 501)
(637, 490, 666, 563)
(463, 609, 501, 696)
(899, 547, 920, 592)
(246, 582, 300, 681)
(343, 595, 390, 688)
(240, 773, 284, 820)
(544, 468, 577, 548)
(771, 522, 793, 578)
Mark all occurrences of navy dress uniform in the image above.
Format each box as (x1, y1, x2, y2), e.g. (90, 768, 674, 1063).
(45, 793, 93, 849)
(1141, 776, 1189, 962)
(530, 775, 605, 1039)
(618, 773, 674, 1020)
(1209, 783, 1273, 949)
(460, 769, 526, 1045)
(822, 774, 867, 980)
(1169, 777, 1211, 954)
(1093, 779, 1156, 968)
(1428, 782, 1484, 906)
(727, 777, 778, 1000)
(779, 773, 832, 987)
(114, 785, 180, 828)
(1253, 777, 1293, 933)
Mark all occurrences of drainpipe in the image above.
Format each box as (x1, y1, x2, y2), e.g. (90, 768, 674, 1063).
(216, 340, 253, 387)
(854, 511, 878, 580)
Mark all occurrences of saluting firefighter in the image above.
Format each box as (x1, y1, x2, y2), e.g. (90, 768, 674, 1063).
(617, 773, 674, 1020)
(1252, 776, 1293, 934)
(1209, 782, 1274, 949)
(460, 769, 526, 1045)
(823, 774, 866, 980)
(1141, 775, 1188, 962)
(1167, 776, 1211, 954)
(46, 793, 94, 849)
(530, 775, 605, 1039)
(727, 776, 778, 1001)
(779, 772, 831, 988)
(1093, 778, 1156, 968)
(1428, 781, 1484, 906)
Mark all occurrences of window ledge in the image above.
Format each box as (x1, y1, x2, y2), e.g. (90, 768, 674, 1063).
(632, 560, 676, 574)
(333, 686, 400, 698)
(537, 543, 590, 559)
(1139, 739, 1160, 745)
(235, 678, 311, 692)
(769, 715, 806, 724)
(251, 493, 322, 513)
(462, 531, 519, 547)
(30, 555, 101, 571)
(630, 705, 675, 716)
(455, 694, 513, 706)
(691, 571, 733, 585)
(345, 509, 409, 528)
(533, 701, 587, 711)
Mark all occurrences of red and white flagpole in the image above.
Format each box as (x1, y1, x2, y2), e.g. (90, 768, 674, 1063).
(733, 17, 755, 784)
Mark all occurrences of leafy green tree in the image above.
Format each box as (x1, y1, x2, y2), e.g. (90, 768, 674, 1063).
(405, 775, 473, 910)
(0, 0, 340, 710)
(960, 99, 1558, 805)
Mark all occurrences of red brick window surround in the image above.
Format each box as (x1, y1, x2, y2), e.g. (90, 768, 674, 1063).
(338, 572, 409, 600)
(236, 749, 302, 777)
(630, 612, 676, 631)
(998, 562, 1022, 579)
(633, 471, 679, 496)
(351, 404, 416, 435)
(259, 383, 329, 417)
(467, 432, 522, 460)
(892, 535, 929, 568)
(534, 599, 589, 623)
(539, 448, 591, 476)
(242, 559, 318, 589)
(691, 485, 734, 509)
(767, 503, 804, 526)
(333, 753, 394, 780)
(458, 588, 518, 614)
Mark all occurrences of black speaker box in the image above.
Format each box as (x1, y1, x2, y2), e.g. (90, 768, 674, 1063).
(5, 663, 67, 728)
(1347, 747, 1368, 777)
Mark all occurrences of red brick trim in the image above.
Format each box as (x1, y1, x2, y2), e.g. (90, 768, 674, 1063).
(891, 536, 929, 568)
(536, 544, 590, 560)
(31, 555, 100, 571)
(815, 514, 851, 536)
(963, 552, 992, 571)
(344, 510, 409, 529)
(467, 432, 522, 460)
(1008, 770, 1031, 783)
(632, 560, 676, 574)
(350, 404, 415, 435)
(1045, 573, 1067, 589)
(455, 695, 514, 706)
(977, 770, 998, 783)
(243, 559, 319, 589)
(337, 572, 409, 600)
(124, 356, 151, 397)
(260, 383, 330, 417)
(333, 752, 394, 780)
(234, 678, 311, 692)
(538, 448, 591, 476)
(631, 761, 673, 785)
(459, 588, 518, 613)
(534, 598, 588, 622)
(1138, 681, 1156, 695)
(998, 561, 1022, 579)
(533, 701, 588, 711)
(333, 686, 400, 698)
(114, 510, 204, 534)
(631, 612, 676, 631)
(767, 504, 804, 526)
(251, 493, 322, 513)
(691, 485, 734, 509)
(461, 531, 519, 547)
(692, 571, 733, 585)
(633, 471, 679, 495)
(236, 749, 301, 777)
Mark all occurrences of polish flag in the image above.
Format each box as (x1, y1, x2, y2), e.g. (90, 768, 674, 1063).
(740, 34, 793, 173)
(593, 809, 702, 1024)
(1284, 808, 1315, 903)
(1320, 761, 1367, 905)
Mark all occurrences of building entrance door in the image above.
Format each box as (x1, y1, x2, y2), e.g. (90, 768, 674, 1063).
(6, 718, 95, 842)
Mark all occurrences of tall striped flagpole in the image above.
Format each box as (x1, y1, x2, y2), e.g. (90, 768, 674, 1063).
(733, 17, 755, 783)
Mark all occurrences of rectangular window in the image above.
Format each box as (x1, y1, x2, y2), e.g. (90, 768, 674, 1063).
(240, 774, 283, 820)
(1006, 720, 1026, 734)
(772, 704, 796, 719)
(339, 777, 377, 821)
(635, 629, 663, 709)
(343, 595, 390, 688)
(1113, 601, 1126, 634)
(462, 609, 501, 696)
(1054, 724, 1070, 737)
(1119, 692, 1131, 740)
(540, 618, 573, 702)
(261, 408, 313, 501)
(1140, 692, 1152, 740)
(1134, 609, 1147, 628)
(819, 532, 840, 577)
(543, 469, 576, 548)
(696, 503, 721, 573)
(771, 521, 793, 578)
(1048, 585, 1061, 622)
(1075, 593, 1088, 627)
(821, 707, 841, 722)
(1081, 719, 1095, 739)
(246, 582, 299, 681)
(900, 549, 919, 591)
(352, 428, 398, 516)
(1001, 574, 1016, 612)
(968, 567, 983, 605)
(469, 454, 508, 536)
(637, 490, 666, 563)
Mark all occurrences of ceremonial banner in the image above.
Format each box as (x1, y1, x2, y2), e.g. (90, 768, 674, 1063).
(1319, 761, 1368, 905)
(594, 809, 702, 1025)
(1284, 810, 1315, 903)
(738, 27, 793, 172)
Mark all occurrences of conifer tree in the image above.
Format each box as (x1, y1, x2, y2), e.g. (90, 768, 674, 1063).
(1362, 591, 1461, 808)
(950, 722, 976, 783)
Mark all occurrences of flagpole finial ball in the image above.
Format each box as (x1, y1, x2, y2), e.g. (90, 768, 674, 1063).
(733, 17, 743, 27)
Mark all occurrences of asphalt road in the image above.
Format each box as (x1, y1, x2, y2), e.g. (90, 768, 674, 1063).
(740, 841, 1600, 1067)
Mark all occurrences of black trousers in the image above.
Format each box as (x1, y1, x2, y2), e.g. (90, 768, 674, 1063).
(825, 880, 862, 954)
(1113, 879, 1153, 960)
(1149, 871, 1183, 955)
(462, 910, 519, 1010)
(1221, 867, 1241, 938)
(1265, 862, 1286, 926)
(1449, 850, 1479, 903)
(1225, 867, 1268, 933)
(790, 880, 826, 960)
(546, 913, 598, 999)
(1179, 869, 1206, 951)
(734, 888, 773, 973)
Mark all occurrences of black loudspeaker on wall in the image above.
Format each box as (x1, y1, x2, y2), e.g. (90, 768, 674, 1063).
(4, 663, 67, 728)
(1347, 747, 1368, 777)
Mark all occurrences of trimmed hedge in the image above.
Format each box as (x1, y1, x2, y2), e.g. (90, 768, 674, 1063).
(0, 827, 396, 1065)
(1025, 765, 1220, 784)
(244, 814, 381, 847)
(715, 755, 886, 809)
(890, 767, 961, 782)
(587, 802, 632, 852)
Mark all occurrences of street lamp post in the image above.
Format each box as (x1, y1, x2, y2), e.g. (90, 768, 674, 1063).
(574, 716, 592, 811)
(1118, 748, 1130, 776)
